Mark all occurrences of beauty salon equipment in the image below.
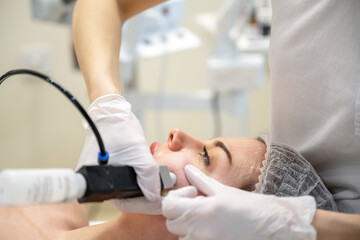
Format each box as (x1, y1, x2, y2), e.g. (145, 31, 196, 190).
(0, 69, 173, 207)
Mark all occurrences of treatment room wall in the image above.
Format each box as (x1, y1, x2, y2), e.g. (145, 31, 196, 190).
(137, 0, 271, 144)
(0, 1, 88, 170)
(0, 0, 270, 221)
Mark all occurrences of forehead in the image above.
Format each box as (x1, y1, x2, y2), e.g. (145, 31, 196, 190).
(205, 137, 264, 159)
(205, 137, 260, 149)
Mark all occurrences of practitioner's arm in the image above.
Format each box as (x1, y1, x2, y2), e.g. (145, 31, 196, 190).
(312, 210, 360, 240)
(73, 0, 168, 212)
(72, 0, 165, 103)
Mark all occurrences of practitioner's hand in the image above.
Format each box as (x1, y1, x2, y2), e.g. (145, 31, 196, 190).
(162, 165, 317, 240)
(77, 94, 160, 213)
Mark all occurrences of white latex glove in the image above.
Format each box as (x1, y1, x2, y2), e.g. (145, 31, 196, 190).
(162, 165, 317, 240)
(77, 94, 160, 213)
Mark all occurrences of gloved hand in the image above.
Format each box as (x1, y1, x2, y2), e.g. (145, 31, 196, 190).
(77, 94, 161, 213)
(162, 165, 317, 240)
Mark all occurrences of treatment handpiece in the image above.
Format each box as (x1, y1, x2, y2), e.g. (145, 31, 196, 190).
(0, 165, 174, 206)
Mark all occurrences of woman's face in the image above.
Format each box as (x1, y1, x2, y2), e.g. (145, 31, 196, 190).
(151, 129, 266, 191)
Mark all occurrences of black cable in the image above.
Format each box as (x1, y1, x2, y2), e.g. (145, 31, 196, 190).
(0, 69, 109, 164)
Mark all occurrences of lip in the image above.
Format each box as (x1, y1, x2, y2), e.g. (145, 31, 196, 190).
(150, 142, 159, 155)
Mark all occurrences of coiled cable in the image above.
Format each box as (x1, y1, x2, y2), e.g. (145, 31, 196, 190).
(0, 69, 109, 164)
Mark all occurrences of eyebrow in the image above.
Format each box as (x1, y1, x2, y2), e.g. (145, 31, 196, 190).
(213, 140, 232, 164)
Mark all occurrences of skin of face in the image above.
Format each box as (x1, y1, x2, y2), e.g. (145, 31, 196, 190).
(152, 128, 267, 191)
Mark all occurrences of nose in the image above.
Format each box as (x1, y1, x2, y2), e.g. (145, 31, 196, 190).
(167, 128, 202, 151)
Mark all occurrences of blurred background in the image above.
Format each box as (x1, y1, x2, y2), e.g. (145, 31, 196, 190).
(0, 0, 271, 221)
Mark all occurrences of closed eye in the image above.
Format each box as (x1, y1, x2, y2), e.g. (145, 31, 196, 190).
(199, 146, 210, 166)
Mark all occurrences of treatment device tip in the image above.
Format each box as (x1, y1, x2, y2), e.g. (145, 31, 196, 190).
(170, 172, 177, 185)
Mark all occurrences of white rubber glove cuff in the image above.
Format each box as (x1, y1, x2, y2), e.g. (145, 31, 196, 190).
(82, 94, 131, 129)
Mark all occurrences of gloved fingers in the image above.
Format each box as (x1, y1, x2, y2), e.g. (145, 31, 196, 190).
(165, 196, 210, 238)
(180, 233, 203, 240)
(164, 191, 203, 237)
(132, 157, 161, 201)
(166, 211, 195, 237)
(185, 165, 254, 197)
(109, 146, 161, 201)
(162, 186, 198, 219)
(166, 186, 198, 200)
(109, 196, 163, 215)
(184, 164, 226, 196)
(179, 235, 192, 240)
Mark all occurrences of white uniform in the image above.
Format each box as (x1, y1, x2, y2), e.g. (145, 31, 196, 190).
(269, 0, 360, 213)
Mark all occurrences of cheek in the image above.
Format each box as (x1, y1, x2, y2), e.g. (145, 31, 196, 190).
(205, 171, 235, 187)
(155, 153, 192, 189)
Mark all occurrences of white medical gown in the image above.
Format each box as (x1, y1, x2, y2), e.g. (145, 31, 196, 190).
(269, 0, 360, 213)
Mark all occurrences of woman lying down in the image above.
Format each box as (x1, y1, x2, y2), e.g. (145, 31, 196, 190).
(0, 129, 337, 240)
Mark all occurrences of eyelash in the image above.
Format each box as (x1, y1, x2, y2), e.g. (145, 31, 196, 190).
(199, 146, 210, 166)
